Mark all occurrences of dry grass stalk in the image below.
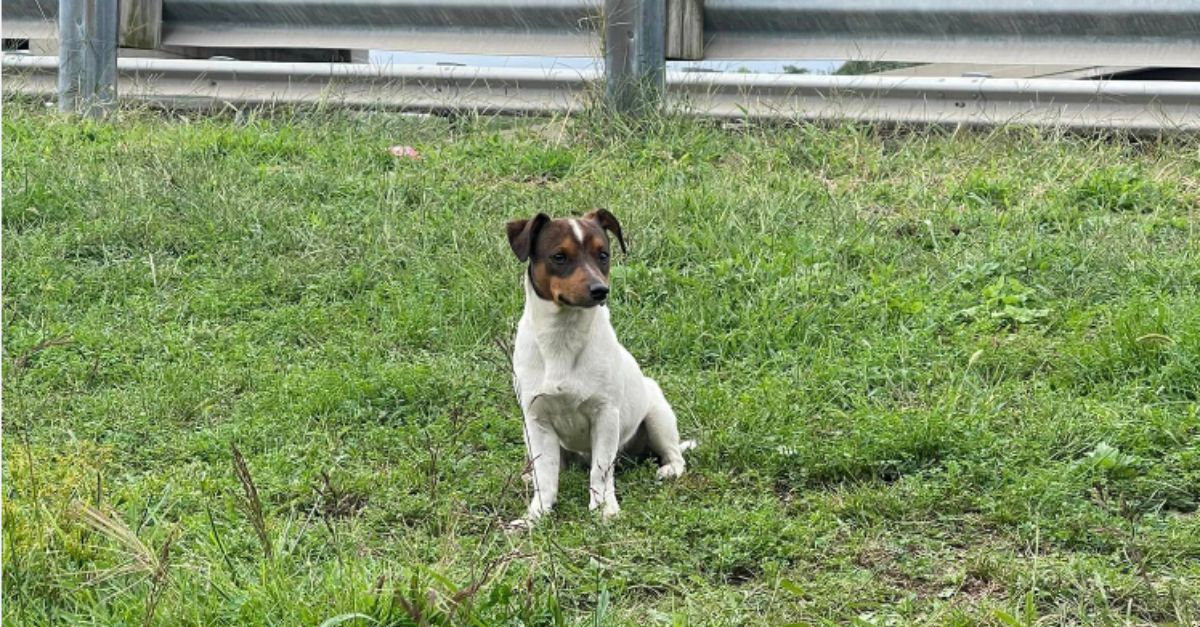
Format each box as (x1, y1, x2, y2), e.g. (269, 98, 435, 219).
(231, 443, 273, 560)
(73, 503, 176, 626)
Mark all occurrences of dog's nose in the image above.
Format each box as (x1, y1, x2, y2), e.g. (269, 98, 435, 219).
(589, 284, 609, 301)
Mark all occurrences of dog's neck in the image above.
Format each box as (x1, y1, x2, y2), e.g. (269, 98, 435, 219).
(523, 274, 604, 392)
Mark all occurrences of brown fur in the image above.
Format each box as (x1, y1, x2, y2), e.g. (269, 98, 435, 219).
(506, 210, 626, 308)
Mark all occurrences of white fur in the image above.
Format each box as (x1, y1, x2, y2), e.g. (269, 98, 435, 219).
(510, 276, 689, 526)
(569, 219, 584, 243)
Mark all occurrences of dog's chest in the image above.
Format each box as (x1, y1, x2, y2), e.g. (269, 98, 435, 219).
(515, 318, 609, 452)
(530, 391, 597, 452)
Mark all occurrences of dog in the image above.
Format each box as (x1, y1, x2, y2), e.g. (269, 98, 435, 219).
(506, 209, 692, 527)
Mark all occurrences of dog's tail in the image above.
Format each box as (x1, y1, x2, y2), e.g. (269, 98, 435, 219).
(680, 439, 698, 453)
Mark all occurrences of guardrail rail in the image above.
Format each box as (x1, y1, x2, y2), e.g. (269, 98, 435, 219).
(3, 0, 1199, 128)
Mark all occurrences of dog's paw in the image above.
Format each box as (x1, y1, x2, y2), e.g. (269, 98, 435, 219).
(505, 517, 535, 533)
(656, 462, 686, 481)
(506, 502, 549, 532)
(589, 499, 621, 521)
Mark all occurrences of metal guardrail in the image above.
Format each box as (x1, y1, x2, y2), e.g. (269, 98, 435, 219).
(2, 0, 602, 54)
(7, 0, 1200, 65)
(703, 1, 1200, 65)
(2, 0, 55, 39)
(673, 71, 1200, 130)
(6, 54, 1199, 130)
(161, 0, 601, 55)
(5, 0, 1200, 123)
(4, 54, 595, 112)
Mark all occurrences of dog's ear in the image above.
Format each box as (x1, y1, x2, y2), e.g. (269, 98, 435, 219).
(585, 208, 627, 254)
(506, 213, 550, 262)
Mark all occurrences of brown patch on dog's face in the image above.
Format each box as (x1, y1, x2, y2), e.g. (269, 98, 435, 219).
(507, 212, 624, 308)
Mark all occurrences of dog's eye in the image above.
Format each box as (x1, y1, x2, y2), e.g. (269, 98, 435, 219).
(551, 252, 567, 264)
(598, 251, 609, 262)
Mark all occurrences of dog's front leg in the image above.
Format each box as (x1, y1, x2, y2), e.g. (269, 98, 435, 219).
(588, 406, 621, 520)
(516, 419, 561, 527)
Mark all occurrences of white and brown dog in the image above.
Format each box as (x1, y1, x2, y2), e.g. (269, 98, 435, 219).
(506, 210, 692, 526)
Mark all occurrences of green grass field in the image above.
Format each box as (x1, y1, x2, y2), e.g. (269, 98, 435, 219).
(3, 98, 1198, 626)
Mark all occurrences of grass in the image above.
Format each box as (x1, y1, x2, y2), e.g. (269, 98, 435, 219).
(2, 97, 1198, 626)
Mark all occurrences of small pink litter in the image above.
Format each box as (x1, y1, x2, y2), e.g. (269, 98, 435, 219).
(389, 145, 421, 159)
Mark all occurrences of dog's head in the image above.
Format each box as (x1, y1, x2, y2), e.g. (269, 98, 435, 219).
(506, 209, 627, 308)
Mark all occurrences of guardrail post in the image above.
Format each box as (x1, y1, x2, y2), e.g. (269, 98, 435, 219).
(665, 0, 703, 60)
(604, 0, 665, 114)
(58, 0, 118, 116)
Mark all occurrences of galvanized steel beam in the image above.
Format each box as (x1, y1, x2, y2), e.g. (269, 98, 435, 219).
(2, 55, 595, 113)
(162, 0, 602, 56)
(2, 0, 603, 55)
(668, 72, 1200, 130)
(703, 0, 1200, 66)
(3, 0, 57, 38)
(9, 0, 1200, 66)
(6, 55, 1199, 130)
